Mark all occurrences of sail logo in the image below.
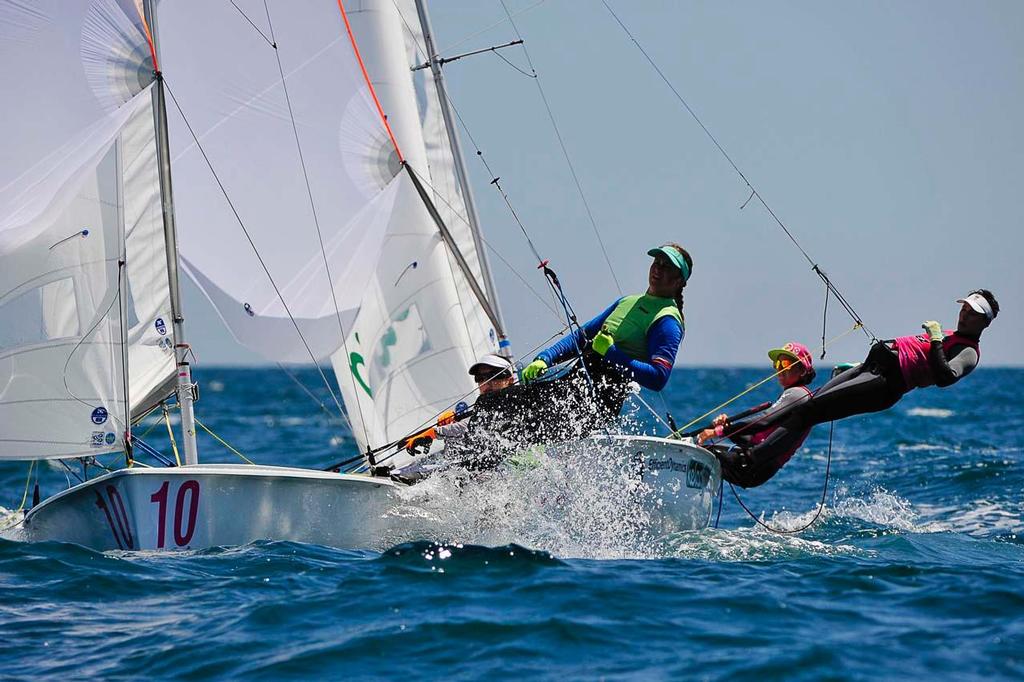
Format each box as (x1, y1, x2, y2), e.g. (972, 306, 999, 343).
(349, 352, 372, 397)
(686, 460, 711, 489)
(91, 407, 108, 425)
(155, 317, 167, 335)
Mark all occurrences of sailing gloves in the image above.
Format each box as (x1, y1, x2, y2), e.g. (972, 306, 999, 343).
(922, 320, 944, 343)
(522, 359, 548, 383)
(591, 327, 615, 356)
(404, 427, 436, 455)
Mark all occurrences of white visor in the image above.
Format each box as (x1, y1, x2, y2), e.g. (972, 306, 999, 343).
(956, 293, 994, 321)
(468, 353, 514, 378)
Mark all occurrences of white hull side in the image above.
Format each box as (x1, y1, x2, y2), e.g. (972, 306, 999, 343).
(22, 465, 404, 552)
(552, 435, 722, 534)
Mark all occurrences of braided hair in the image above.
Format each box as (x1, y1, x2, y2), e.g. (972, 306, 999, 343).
(663, 242, 692, 319)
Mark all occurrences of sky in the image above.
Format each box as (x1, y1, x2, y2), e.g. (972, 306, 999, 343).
(183, 0, 1023, 367)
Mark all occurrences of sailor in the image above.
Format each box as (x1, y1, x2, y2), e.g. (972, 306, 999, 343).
(697, 342, 817, 488)
(403, 353, 516, 457)
(712, 290, 999, 486)
(521, 243, 691, 416)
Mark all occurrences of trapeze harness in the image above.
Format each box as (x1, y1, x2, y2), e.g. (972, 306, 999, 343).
(712, 385, 813, 489)
(576, 293, 683, 416)
(715, 330, 981, 487)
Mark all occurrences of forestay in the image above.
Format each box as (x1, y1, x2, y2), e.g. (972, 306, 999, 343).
(0, 0, 175, 460)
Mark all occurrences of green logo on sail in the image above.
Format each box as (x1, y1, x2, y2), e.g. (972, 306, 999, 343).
(349, 351, 372, 398)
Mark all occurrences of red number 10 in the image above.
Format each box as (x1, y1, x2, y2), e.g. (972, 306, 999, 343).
(150, 479, 200, 548)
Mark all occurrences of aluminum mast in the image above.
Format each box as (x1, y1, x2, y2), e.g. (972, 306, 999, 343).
(412, 0, 511, 357)
(143, 0, 199, 465)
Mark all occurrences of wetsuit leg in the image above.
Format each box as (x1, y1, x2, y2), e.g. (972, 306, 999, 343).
(712, 443, 795, 489)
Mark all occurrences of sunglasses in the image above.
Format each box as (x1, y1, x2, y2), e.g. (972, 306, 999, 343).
(473, 371, 509, 384)
(773, 357, 796, 372)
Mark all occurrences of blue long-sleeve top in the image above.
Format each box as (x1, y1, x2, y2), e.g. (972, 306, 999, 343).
(535, 298, 684, 391)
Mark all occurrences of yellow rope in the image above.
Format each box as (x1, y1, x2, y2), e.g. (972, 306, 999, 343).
(0, 461, 36, 533)
(163, 404, 181, 467)
(671, 323, 863, 437)
(195, 417, 256, 465)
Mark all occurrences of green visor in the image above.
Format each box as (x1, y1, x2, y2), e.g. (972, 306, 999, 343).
(647, 246, 691, 283)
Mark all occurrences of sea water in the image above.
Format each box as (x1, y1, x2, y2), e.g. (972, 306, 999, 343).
(0, 367, 1021, 679)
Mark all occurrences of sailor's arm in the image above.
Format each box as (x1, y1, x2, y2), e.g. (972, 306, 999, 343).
(928, 342, 978, 387)
(536, 299, 620, 366)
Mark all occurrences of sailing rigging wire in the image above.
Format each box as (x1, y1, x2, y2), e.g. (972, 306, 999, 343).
(441, 0, 548, 54)
(262, 0, 372, 449)
(195, 417, 255, 465)
(599, 0, 874, 341)
(498, 0, 622, 296)
(391, 1, 562, 316)
(668, 321, 863, 438)
(395, 157, 563, 322)
(161, 80, 350, 430)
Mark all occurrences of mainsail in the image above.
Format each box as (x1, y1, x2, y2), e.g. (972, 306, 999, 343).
(157, 0, 505, 458)
(0, 0, 175, 459)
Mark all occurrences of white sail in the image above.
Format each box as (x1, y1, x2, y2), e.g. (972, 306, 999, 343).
(328, 0, 502, 459)
(0, 0, 175, 459)
(156, 0, 395, 363)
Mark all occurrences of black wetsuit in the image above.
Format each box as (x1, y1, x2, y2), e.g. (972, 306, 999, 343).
(716, 336, 980, 487)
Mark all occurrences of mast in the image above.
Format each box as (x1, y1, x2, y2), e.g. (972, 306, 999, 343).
(143, 0, 199, 465)
(412, 0, 511, 357)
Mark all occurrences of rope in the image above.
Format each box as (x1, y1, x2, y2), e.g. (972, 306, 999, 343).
(729, 420, 834, 534)
(670, 323, 862, 437)
(163, 403, 181, 466)
(195, 417, 256, 465)
(0, 461, 36, 533)
(600, 1, 873, 339)
(499, 0, 622, 296)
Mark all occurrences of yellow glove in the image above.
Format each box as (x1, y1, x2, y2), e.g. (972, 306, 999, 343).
(522, 359, 548, 383)
(921, 320, 943, 343)
(404, 427, 436, 454)
(591, 327, 615, 356)
(436, 409, 457, 426)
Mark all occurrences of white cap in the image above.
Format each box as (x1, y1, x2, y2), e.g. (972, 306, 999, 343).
(468, 353, 515, 378)
(957, 293, 995, 321)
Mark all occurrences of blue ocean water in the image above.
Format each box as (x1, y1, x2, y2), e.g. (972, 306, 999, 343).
(1, 367, 1021, 679)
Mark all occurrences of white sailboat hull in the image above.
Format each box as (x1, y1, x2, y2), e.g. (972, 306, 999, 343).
(20, 437, 719, 553)
(553, 435, 722, 535)
(22, 464, 404, 552)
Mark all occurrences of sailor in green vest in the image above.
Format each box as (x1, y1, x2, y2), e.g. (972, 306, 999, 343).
(522, 243, 691, 415)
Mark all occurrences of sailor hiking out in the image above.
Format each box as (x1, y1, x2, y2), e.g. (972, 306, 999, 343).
(698, 342, 817, 488)
(708, 290, 999, 487)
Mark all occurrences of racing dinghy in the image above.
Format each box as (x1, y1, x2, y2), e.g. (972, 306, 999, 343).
(2, 0, 511, 551)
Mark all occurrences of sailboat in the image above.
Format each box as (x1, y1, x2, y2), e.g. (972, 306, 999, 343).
(0, 0, 719, 552)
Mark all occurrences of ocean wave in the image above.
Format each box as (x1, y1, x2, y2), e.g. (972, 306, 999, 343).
(906, 407, 954, 418)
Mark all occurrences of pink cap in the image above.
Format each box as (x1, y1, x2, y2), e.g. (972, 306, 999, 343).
(768, 341, 814, 375)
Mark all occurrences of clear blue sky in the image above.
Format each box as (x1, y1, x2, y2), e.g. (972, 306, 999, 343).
(184, 0, 1022, 366)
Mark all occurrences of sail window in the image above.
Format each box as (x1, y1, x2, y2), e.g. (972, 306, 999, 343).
(0, 278, 79, 349)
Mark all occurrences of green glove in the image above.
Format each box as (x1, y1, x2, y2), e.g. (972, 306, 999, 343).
(922, 320, 943, 343)
(591, 327, 615, 356)
(522, 359, 548, 383)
